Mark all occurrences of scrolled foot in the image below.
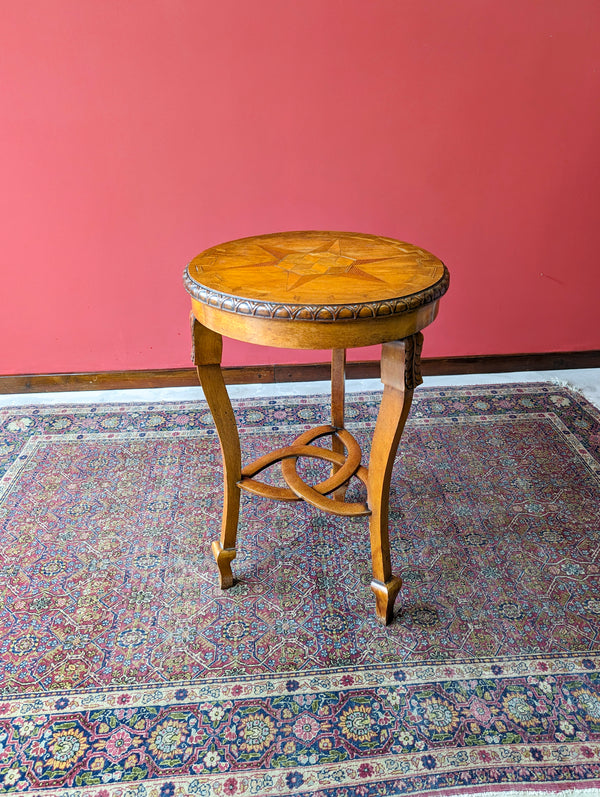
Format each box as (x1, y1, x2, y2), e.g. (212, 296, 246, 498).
(370, 576, 402, 625)
(211, 540, 237, 589)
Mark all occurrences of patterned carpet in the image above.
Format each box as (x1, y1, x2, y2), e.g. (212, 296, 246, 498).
(0, 383, 599, 796)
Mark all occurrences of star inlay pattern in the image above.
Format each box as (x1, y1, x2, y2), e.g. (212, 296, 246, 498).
(254, 239, 392, 292)
(185, 231, 449, 321)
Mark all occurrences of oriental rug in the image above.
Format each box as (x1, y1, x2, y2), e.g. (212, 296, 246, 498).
(0, 383, 599, 797)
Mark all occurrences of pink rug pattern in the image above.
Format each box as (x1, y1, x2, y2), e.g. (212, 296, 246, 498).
(0, 384, 599, 795)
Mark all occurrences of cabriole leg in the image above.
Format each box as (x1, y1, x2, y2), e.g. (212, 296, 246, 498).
(331, 348, 347, 500)
(368, 332, 423, 624)
(191, 314, 241, 588)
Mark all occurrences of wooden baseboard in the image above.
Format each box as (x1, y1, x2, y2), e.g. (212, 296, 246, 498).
(1, 351, 599, 395)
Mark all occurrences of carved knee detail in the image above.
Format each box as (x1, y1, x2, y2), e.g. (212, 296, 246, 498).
(404, 331, 424, 390)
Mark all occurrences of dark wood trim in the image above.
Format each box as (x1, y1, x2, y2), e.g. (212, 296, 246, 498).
(273, 361, 381, 384)
(1, 350, 599, 395)
(421, 349, 600, 376)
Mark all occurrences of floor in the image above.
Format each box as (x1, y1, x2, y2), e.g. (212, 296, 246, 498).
(0, 368, 599, 409)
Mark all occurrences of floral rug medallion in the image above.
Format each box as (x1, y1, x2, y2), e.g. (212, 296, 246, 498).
(0, 384, 599, 795)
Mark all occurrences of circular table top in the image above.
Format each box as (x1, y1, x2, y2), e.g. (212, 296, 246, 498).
(184, 231, 449, 322)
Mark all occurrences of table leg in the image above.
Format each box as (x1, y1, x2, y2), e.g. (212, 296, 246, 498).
(191, 314, 241, 588)
(331, 348, 347, 500)
(368, 332, 423, 624)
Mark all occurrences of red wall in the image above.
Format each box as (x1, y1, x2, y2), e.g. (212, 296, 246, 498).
(2, 0, 599, 374)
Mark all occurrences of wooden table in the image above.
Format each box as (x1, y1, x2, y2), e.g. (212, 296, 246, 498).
(184, 231, 449, 624)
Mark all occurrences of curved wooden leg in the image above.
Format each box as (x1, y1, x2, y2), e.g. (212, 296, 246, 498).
(368, 333, 423, 624)
(191, 314, 241, 589)
(331, 348, 348, 500)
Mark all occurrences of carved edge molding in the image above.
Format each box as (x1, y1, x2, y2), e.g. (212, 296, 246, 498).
(183, 265, 450, 322)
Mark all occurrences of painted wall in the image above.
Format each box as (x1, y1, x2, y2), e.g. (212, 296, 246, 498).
(1, 0, 599, 375)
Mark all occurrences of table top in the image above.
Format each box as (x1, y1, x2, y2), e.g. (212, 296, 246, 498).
(184, 231, 449, 322)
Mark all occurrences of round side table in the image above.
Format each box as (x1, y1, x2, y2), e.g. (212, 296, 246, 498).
(184, 231, 449, 624)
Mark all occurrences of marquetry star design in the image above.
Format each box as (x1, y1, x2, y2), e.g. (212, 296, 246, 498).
(247, 239, 394, 292)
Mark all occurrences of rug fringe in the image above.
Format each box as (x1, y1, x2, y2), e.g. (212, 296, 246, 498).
(549, 377, 589, 397)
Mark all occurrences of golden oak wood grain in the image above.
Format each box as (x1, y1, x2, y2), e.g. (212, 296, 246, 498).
(191, 315, 241, 588)
(367, 337, 421, 624)
(186, 231, 447, 310)
(190, 296, 440, 349)
(331, 348, 347, 500)
(185, 232, 448, 624)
